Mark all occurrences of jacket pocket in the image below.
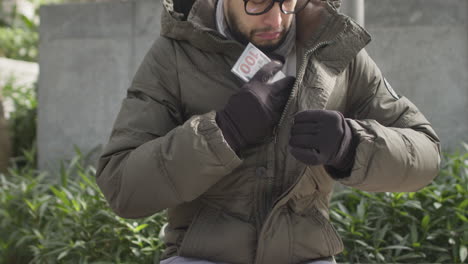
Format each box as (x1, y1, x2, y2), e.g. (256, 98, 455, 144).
(179, 205, 257, 264)
(289, 205, 344, 263)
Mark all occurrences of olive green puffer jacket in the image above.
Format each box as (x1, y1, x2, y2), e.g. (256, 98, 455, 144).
(96, 1, 441, 263)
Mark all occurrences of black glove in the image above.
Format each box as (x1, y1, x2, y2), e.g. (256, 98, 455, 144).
(289, 110, 357, 175)
(216, 61, 296, 152)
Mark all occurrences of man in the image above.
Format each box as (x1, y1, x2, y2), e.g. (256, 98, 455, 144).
(96, 0, 441, 263)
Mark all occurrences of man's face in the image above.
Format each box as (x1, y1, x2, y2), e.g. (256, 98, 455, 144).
(224, 0, 295, 53)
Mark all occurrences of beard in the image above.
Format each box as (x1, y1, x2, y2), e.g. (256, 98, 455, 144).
(226, 8, 289, 53)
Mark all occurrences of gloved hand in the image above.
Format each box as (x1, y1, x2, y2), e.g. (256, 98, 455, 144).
(289, 110, 357, 173)
(216, 61, 296, 152)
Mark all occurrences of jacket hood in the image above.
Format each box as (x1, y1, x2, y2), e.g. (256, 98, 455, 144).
(160, 0, 370, 74)
(161, 0, 243, 58)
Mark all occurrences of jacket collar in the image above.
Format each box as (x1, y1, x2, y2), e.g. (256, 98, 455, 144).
(160, 0, 371, 74)
(300, 1, 371, 74)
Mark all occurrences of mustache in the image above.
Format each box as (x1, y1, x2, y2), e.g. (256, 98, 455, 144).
(251, 26, 285, 34)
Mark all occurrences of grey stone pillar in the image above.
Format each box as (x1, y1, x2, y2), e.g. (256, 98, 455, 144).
(38, 0, 162, 171)
(341, 0, 365, 26)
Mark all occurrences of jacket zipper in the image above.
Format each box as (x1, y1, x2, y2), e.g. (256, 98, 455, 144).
(256, 41, 333, 264)
(274, 40, 333, 142)
(267, 40, 332, 212)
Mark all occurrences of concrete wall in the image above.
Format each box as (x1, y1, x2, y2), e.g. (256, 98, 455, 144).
(38, 0, 467, 170)
(364, 0, 468, 152)
(341, 0, 365, 26)
(38, 1, 162, 170)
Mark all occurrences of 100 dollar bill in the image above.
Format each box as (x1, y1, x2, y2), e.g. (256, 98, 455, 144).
(231, 43, 285, 83)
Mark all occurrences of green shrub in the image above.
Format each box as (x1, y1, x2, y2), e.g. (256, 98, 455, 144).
(1, 145, 467, 263)
(332, 145, 468, 263)
(1, 78, 37, 164)
(0, 0, 61, 62)
(0, 148, 166, 264)
(0, 27, 38, 62)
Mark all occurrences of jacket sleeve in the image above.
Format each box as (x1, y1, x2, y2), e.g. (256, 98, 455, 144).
(337, 49, 441, 192)
(95, 37, 242, 219)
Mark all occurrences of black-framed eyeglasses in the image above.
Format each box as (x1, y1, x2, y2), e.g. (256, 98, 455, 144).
(243, 0, 310, 16)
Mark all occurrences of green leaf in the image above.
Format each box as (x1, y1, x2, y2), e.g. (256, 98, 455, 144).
(57, 250, 69, 261)
(354, 239, 373, 250)
(435, 255, 452, 263)
(449, 238, 456, 245)
(15, 235, 36, 247)
(55, 187, 73, 208)
(421, 215, 430, 230)
(39, 201, 49, 219)
(394, 192, 405, 200)
(133, 224, 149, 233)
(32, 229, 43, 240)
(73, 240, 86, 249)
(351, 230, 364, 237)
(330, 210, 344, 221)
(395, 253, 425, 261)
(456, 212, 468, 223)
(421, 245, 449, 253)
(410, 223, 418, 244)
(403, 200, 423, 210)
(78, 170, 93, 186)
(391, 232, 406, 243)
(381, 245, 413, 251)
(375, 223, 389, 246)
(357, 199, 366, 220)
(337, 203, 350, 216)
(376, 252, 385, 262)
(460, 246, 467, 262)
(19, 14, 36, 31)
(458, 199, 468, 210)
(59, 161, 68, 188)
(24, 199, 37, 212)
(72, 199, 81, 212)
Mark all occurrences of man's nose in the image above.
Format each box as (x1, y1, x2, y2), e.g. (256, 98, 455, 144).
(262, 2, 283, 28)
